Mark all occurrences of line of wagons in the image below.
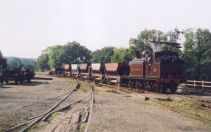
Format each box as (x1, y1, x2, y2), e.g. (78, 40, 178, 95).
(52, 51, 184, 93)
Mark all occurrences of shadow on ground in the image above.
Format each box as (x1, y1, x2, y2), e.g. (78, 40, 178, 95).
(0, 81, 49, 87)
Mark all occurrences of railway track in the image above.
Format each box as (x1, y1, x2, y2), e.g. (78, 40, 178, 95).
(4, 79, 95, 132)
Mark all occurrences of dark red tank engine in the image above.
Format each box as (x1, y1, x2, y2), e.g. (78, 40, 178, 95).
(129, 51, 184, 93)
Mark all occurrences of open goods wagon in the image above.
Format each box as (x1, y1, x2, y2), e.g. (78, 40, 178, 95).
(104, 63, 130, 85)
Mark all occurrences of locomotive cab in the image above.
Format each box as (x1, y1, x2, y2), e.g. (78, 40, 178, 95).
(147, 51, 184, 93)
(0, 58, 7, 84)
(155, 51, 184, 83)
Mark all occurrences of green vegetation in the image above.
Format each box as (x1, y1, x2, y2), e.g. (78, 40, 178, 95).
(155, 99, 211, 124)
(1, 28, 210, 80)
(0, 51, 3, 59)
(182, 29, 211, 80)
(92, 46, 115, 63)
(0, 51, 36, 71)
(51, 112, 60, 118)
(35, 41, 91, 71)
(106, 89, 120, 94)
(6, 57, 36, 71)
(80, 122, 87, 132)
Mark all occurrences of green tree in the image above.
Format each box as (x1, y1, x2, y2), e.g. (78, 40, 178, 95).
(111, 48, 132, 63)
(47, 45, 65, 69)
(63, 41, 91, 64)
(6, 57, 22, 68)
(92, 46, 115, 63)
(129, 29, 165, 57)
(36, 51, 50, 71)
(21, 58, 36, 70)
(182, 28, 211, 80)
(0, 51, 3, 59)
(36, 41, 91, 71)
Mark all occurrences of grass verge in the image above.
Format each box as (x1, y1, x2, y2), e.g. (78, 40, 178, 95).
(154, 99, 211, 125)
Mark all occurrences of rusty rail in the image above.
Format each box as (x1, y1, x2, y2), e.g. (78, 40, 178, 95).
(5, 80, 80, 132)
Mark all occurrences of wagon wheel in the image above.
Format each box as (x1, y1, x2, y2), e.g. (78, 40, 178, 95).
(19, 79, 23, 84)
(135, 81, 140, 91)
(106, 78, 110, 85)
(15, 80, 18, 84)
(5, 79, 8, 84)
(127, 80, 133, 90)
(27, 79, 31, 82)
(117, 78, 122, 87)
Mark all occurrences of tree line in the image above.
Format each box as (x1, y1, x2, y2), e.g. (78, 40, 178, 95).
(1, 28, 211, 80)
(36, 28, 211, 80)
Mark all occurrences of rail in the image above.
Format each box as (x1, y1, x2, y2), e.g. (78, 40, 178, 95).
(5, 80, 80, 132)
(5, 79, 95, 132)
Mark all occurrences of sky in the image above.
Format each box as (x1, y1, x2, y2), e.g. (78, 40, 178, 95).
(0, 0, 211, 58)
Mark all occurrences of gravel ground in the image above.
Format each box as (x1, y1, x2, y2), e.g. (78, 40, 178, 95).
(88, 86, 211, 132)
(0, 76, 211, 132)
(0, 75, 78, 131)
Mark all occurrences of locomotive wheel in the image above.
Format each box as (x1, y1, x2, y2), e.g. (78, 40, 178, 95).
(170, 85, 177, 93)
(162, 84, 177, 94)
(135, 81, 141, 91)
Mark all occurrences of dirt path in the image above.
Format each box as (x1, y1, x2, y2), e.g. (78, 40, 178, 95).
(0, 76, 211, 132)
(88, 86, 211, 132)
(0, 75, 77, 131)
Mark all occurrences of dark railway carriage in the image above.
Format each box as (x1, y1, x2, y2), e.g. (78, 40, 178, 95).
(129, 51, 184, 93)
(0, 58, 7, 84)
(104, 63, 130, 86)
(79, 63, 91, 80)
(55, 68, 65, 77)
(91, 63, 105, 82)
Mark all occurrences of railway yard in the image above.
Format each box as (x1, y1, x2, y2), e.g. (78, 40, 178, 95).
(0, 74, 210, 132)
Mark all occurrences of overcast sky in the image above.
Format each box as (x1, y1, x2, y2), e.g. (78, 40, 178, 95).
(0, 0, 210, 58)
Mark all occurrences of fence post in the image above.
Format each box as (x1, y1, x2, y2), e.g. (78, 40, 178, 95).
(202, 80, 204, 94)
(194, 80, 196, 94)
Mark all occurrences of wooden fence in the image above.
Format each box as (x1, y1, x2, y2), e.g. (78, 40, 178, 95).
(185, 80, 211, 94)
